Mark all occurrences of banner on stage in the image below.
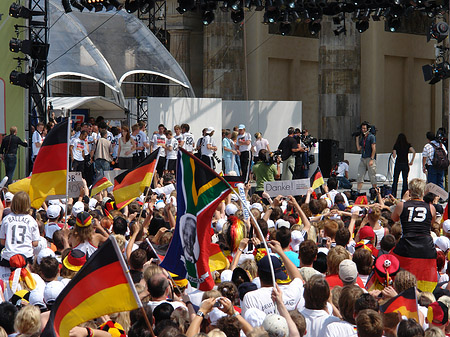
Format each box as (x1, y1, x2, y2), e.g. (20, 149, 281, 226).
(264, 179, 310, 197)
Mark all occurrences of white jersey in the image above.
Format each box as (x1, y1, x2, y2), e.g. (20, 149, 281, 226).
(137, 130, 149, 154)
(151, 133, 167, 157)
(337, 161, 349, 177)
(182, 132, 195, 153)
(0, 213, 40, 260)
(111, 134, 121, 158)
(175, 134, 184, 145)
(70, 138, 88, 161)
(166, 138, 178, 160)
(201, 135, 215, 157)
(237, 132, 252, 152)
(32, 131, 43, 157)
(106, 130, 114, 142)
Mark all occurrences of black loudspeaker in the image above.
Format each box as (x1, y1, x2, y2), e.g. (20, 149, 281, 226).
(319, 139, 340, 178)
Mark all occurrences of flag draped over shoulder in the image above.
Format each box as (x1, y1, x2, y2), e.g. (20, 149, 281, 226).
(90, 177, 113, 197)
(41, 236, 140, 337)
(380, 287, 419, 322)
(113, 149, 159, 209)
(30, 120, 68, 208)
(310, 167, 324, 190)
(160, 148, 231, 290)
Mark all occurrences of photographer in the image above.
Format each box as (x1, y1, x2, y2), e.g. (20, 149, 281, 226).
(278, 127, 303, 181)
(356, 122, 377, 193)
(251, 149, 281, 198)
(294, 128, 314, 179)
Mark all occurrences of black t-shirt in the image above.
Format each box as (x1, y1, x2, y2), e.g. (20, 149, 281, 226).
(278, 136, 298, 161)
(148, 216, 170, 236)
(393, 143, 411, 164)
(399, 200, 432, 236)
(0, 135, 27, 155)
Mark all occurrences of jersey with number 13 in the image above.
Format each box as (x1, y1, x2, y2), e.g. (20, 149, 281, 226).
(0, 213, 40, 260)
(399, 200, 432, 236)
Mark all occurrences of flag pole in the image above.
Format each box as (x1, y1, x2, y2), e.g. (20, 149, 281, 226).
(221, 180, 277, 289)
(65, 112, 71, 224)
(111, 235, 156, 337)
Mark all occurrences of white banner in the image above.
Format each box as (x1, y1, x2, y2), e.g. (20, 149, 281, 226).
(47, 172, 83, 200)
(425, 183, 447, 201)
(264, 179, 310, 197)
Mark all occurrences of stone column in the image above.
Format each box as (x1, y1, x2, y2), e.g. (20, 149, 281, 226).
(318, 15, 361, 152)
(168, 29, 192, 78)
(203, 10, 245, 100)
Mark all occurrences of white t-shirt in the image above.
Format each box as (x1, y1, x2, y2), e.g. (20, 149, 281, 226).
(137, 130, 149, 154)
(337, 162, 349, 177)
(32, 131, 43, 157)
(320, 190, 350, 207)
(151, 133, 167, 157)
(70, 138, 88, 161)
(253, 138, 269, 156)
(242, 277, 304, 316)
(111, 134, 121, 158)
(237, 132, 252, 152)
(166, 137, 178, 160)
(300, 308, 341, 337)
(45, 222, 62, 240)
(201, 135, 215, 157)
(147, 300, 187, 311)
(175, 134, 184, 145)
(0, 213, 40, 260)
(107, 130, 114, 142)
(324, 320, 357, 337)
(182, 132, 195, 152)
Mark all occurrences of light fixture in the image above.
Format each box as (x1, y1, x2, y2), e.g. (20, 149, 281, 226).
(9, 70, 34, 89)
(387, 17, 400, 32)
(9, 39, 49, 61)
(423, 62, 450, 84)
(9, 3, 44, 18)
(309, 20, 321, 34)
(62, 0, 73, 13)
(81, 0, 94, 10)
(427, 22, 449, 43)
(266, 9, 279, 23)
(279, 22, 291, 35)
(231, 8, 244, 22)
(333, 26, 346, 35)
(355, 20, 369, 32)
(125, 0, 139, 12)
(140, 0, 156, 13)
(176, 0, 195, 13)
(202, 10, 215, 24)
(371, 8, 382, 20)
(70, 0, 85, 11)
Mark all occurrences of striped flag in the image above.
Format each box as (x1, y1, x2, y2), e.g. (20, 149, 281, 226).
(40, 236, 141, 337)
(90, 177, 113, 197)
(8, 176, 31, 194)
(380, 287, 419, 322)
(113, 149, 159, 209)
(160, 148, 231, 290)
(310, 167, 324, 190)
(29, 120, 68, 208)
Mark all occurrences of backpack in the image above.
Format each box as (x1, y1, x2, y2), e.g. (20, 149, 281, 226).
(431, 143, 450, 170)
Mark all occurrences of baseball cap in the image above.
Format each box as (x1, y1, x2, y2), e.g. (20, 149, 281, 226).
(209, 308, 227, 325)
(244, 308, 266, 328)
(238, 124, 245, 130)
(206, 126, 215, 133)
(359, 225, 375, 240)
(155, 200, 165, 210)
(262, 314, 289, 337)
(351, 206, 362, 214)
(427, 301, 449, 326)
(220, 269, 233, 282)
(4, 192, 14, 202)
(443, 220, 450, 233)
(435, 236, 450, 253)
(47, 204, 61, 219)
(339, 259, 358, 284)
(230, 194, 239, 202)
(72, 201, 84, 216)
(89, 198, 98, 211)
(238, 282, 257, 300)
(63, 249, 86, 272)
(251, 203, 263, 213)
(276, 219, 290, 229)
(37, 248, 56, 265)
(257, 255, 288, 281)
(225, 203, 238, 216)
(44, 281, 65, 304)
(290, 230, 305, 253)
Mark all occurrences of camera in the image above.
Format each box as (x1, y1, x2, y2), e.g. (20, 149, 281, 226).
(300, 132, 317, 148)
(262, 150, 282, 165)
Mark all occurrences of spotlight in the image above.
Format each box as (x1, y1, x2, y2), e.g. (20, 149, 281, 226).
(62, 0, 73, 13)
(333, 14, 343, 24)
(9, 3, 44, 18)
(266, 9, 279, 23)
(287, 0, 295, 8)
(355, 20, 369, 32)
(423, 62, 450, 84)
(81, 0, 94, 10)
(427, 22, 449, 43)
(371, 7, 382, 21)
(333, 26, 346, 35)
(387, 17, 400, 32)
(279, 22, 291, 35)
(70, 0, 85, 11)
(125, 0, 139, 12)
(9, 70, 34, 89)
(108, 0, 123, 9)
(231, 8, 244, 22)
(291, 10, 301, 22)
(94, 2, 103, 11)
(9, 39, 49, 60)
(140, 0, 156, 13)
(202, 10, 215, 24)
(231, 0, 241, 11)
(308, 20, 321, 34)
(176, 0, 195, 13)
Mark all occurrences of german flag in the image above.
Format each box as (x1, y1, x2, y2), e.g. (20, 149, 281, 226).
(90, 177, 113, 197)
(380, 287, 419, 322)
(310, 167, 324, 190)
(8, 176, 31, 194)
(40, 236, 140, 337)
(223, 175, 243, 193)
(113, 149, 159, 210)
(160, 148, 231, 290)
(29, 120, 68, 209)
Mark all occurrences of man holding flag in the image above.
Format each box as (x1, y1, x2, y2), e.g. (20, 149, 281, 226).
(161, 148, 231, 290)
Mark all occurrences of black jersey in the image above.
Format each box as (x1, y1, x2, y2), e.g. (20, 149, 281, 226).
(399, 200, 432, 237)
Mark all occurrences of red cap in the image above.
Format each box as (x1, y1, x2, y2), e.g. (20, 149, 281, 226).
(359, 225, 375, 240)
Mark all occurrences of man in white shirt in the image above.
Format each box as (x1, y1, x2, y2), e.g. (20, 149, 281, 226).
(336, 160, 352, 189)
(242, 240, 304, 316)
(146, 273, 187, 311)
(321, 177, 349, 208)
(138, 121, 150, 157)
(32, 122, 45, 161)
(151, 124, 167, 176)
(237, 124, 252, 182)
(181, 123, 195, 153)
(201, 127, 217, 169)
(422, 131, 448, 189)
(70, 130, 89, 178)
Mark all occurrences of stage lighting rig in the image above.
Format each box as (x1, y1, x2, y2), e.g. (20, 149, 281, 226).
(427, 21, 449, 43)
(422, 46, 450, 84)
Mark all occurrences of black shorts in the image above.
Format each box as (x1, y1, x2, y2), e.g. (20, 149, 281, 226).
(156, 157, 166, 175)
(165, 159, 177, 172)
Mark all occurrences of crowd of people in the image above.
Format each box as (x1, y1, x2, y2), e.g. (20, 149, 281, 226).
(0, 117, 449, 337)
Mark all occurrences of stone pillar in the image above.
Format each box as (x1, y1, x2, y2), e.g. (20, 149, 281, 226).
(168, 29, 192, 78)
(203, 11, 245, 100)
(318, 15, 361, 152)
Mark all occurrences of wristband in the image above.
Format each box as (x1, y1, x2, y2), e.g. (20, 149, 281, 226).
(231, 312, 240, 318)
(197, 310, 205, 317)
(86, 327, 93, 337)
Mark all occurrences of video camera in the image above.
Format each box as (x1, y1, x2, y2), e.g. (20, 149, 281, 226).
(262, 150, 282, 165)
(301, 131, 318, 148)
(352, 121, 377, 138)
